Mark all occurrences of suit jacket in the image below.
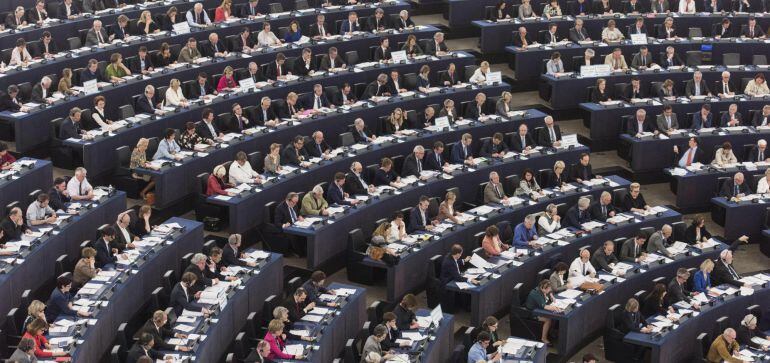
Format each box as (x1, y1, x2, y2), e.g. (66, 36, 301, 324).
(302, 93, 331, 110)
(253, 105, 277, 125)
(712, 260, 742, 287)
(395, 17, 415, 29)
(425, 40, 448, 56)
(570, 163, 594, 181)
(138, 319, 174, 351)
(660, 54, 684, 68)
(620, 237, 643, 262)
(195, 121, 220, 140)
(281, 296, 308, 322)
(331, 89, 356, 107)
(510, 133, 535, 152)
(673, 146, 704, 166)
(439, 255, 466, 285)
(479, 139, 509, 157)
(84, 28, 108, 46)
(263, 61, 287, 80)
(450, 142, 472, 164)
(278, 101, 298, 119)
(282, 145, 308, 166)
(752, 112, 770, 127)
(177, 46, 202, 63)
(368, 15, 389, 31)
(188, 81, 215, 99)
(26, 8, 47, 23)
(184, 264, 210, 294)
(111, 24, 129, 40)
(273, 201, 298, 229)
(401, 153, 424, 177)
(5, 14, 26, 29)
(48, 187, 70, 211)
(136, 96, 157, 114)
(170, 283, 199, 315)
(589, 202, 617, 222)
(93, 238, 116, 268)
(719, 179, 751, 198)
(8, 349, 36, 363)
(565, 205, 591, 228)
(483, 182, 506, 203)
(570, 0, 592, 14)
(319, 54, 345, 71)
(308, 22, 330, 38)
(304, 140, 331, 158)
(292, 57, 315, 76)
(540, 31, 560, 44)
(202, 40, 227, 57)
(0, 93, 21, 112)
(344, 172, 368, 196)
(691, 112, 713, 129)
(748, 146, 770, 162)
(631, 53, 654, 69)
(720, 112, 742, 127)
(685, 80, 711, 97)
(374, 46, 392, 61)
(569, 27, 590, 42)
(408, 206, 430, 232)
(512, 33, 532, 47)
(111, 224, 135, 252)
(59, 117, 81, 140)
(656, 114, 679, 132)
(364, 81, 388, 99)
(647, 231, 672, 257)
(666, 277, 690, 305)
(591, 248, 619, 273)
(31, 83, 50, 103)
(741, 24, 765, 38)
(126, 345, 163, 363)
(351, 126, 374, 143)
(464, 102, 487, 119)
(325, 183, 348, 205)
(624, 1, 643, 12)
(58, 2, 80, 19)
(339, 20, 361, 34)
(537, 125, 562, 146)
(129, 56, 154, 73)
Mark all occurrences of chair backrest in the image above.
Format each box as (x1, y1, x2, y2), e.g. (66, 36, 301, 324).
(345, 51, 359, 66)
(348, 228, 365, 252)
(197, 173, 210, 196)
(753, 55, 768, 66)
(686, 51, 703, 66)
(722, 53, 740, 66)
(339, 132, 354, 147)
(269, 3, 283, 12)
(295, 0, 309, 9)
(688, 27, 703, 38)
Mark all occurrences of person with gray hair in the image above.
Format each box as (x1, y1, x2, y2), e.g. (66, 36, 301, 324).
(222, 233, 256, 267)
(301, 184, 329, 216)
(719, 171, 751, 200)
(67, 167, 94, 200)
(8, 337, 36, 362)
(565, 197, 591, 228)
(666, 268, 696, 306)
(647, 225, 674, 257)
(362, 324, 395, 362)
(713, 248, 746, 287)
(538, 203, 561, 234)
(737, 314, 768, 349)
(706, 328, 741, 362)
(31, 76, 53, 104)
(184, 253, 217, 295)
(402, 145, 426, 178)
(590, 191, 617, 223)
(484, 171, 508, 204)
(428, 31, 448, 56)
(353, 118, 376, 143)
(85, 19, 108, 46)
(513, 214, 540, 248)
(365, 73, 391, 98)
(396, 10, 414, 29)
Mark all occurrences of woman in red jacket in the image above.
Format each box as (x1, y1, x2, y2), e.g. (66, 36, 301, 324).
(22, 318, 66, 358)
(264, 319, 304, 359)
(214, 0, 233, 22)
(207, 165, 234, 196)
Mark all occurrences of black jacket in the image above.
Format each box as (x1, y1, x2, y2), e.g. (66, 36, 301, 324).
(170, 282, 200, 315)
(253, 105, 277, 125)
(138, 319, 175, 351)
(510, 133, 535, 152)
(195, 121, 220, 140)
(344, 172, 369, 196)
(719, 179, 751, 198)
(589, 202, 617, 222)
(479, 139, 509, 157)
(392, 304, 416, 330)
(401, 153, 424, 177)
(537, 125, 562, 146)
(281, 145, 308, 166)
(439, 255, 466, 286)
(304, 140, 331, 158)
(570, 163, 594, 181)
(0, 93, 21, 112)
(711, 259, 742, 287)
(187, 81, 215, 99)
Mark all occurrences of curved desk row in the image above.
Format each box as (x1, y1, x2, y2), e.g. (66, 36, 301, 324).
(366, 175, 629, 302)
(625, 275, 770, 363)
(542, 67, 763, 110)
(473, 12, 770, 55)
(0, 158, 53, 214)
(447, 205, 681, 328)
(210, 107, 544, 235)
(63, 49, 474, 180)
(284, 144, 588, 270)
(0, 190, 126, 326)
(1, 23, 436, 153)
(56, 217, 204, 363)
(133, 83, 507, 210)
(711, 195, 770, 241)
(665, 164, 769, 213)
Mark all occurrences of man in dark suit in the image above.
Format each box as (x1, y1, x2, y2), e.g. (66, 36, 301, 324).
(512, 27, 532, 47)
(36, 32, 58, 56)
(274, 192, 302, 231)
(425, 32, 449, 56)
(440, 244, 475, 286)
(332, 83, 356, 106)
(714, 18, 733, 38)
(319, 47, 345, 71)
(188, 72, 216, 99)
(58, 0, 80, 20)
(138, 311, 189, 352)
(690, 104, 714, 130)
(327, 172, 357, 206)
(129, 46, 154, 74)
(302, 84, 332, 110)
(0, 85, 23, 112)
(451, 133, 474, 165)
(538, 116, 562, 147)
(94, 226, 118, 269)
(540, 23, 560, 44)
(48, 177, 71, 211)
(510, 124, 536, 152)
(111, 16, 129, 41)
(424, 141, 447, 171)
(80, 60, 104, 85)
(222, 233, 255, 267)
(741, 17, 765, 38)
(195, 109, 222, 140)
(719, 172, 751, 199)
(263, 53, 287, 80)
(569, 19, 591, 42)
(401, 146, 426, 178)
(374, 38, 393, 62)
(624, 0, 643, 12)
(136, 85, 163, 115)
(479, 133, 509, 158)
(628, 17, 647, 35)
(27, 0, 48, 24)
(184, 253, 215, 294)
(753, 105, 770, 127)
(565, 197, 592, 228)
(293, 48, 316, 76)
(170, 272, 208, 316)
(590, 192, 617, 222)
(570, 0, 592, 15)
(368, 8, 389, 32)
(254, 96, 278, 126)
(281, 136, 309, 166)
(666, 268, 692, 306)
(364, 74, 391, 99)
(112, 212, 137, 252)
(308, 14, 331, 38)
(5, 7, 27, 29)
(464, 93, 488, 119)
(31, 77, 53, 104)
(684, 71, 712, 97)
(673, 137, 704, 167)
(351, 118, 375, 143)
(278, 93, 300, 119)
(570, 153, 596, 182)
(304, 131, 331, 158)
(624, 78, 647, 100)
(202, 33, 228, 58)
(408, 196, 434, 233)
(84, 19, 109, 46)
(239, 0, 261, 18)
(243, 62, 266, 84)
(631, 48, 654, 70)
(627, 109, 656, 136)
(126, 333, 165, 362)
(59, 108, 84, 140)
(339, 11, 361, 34)
(712, 249, 744, 287)
(282, 288, 311, 322)
(344, 162, 371, 196)
(620, 233, 647, 262)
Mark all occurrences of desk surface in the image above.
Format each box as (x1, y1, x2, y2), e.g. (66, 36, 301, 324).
(0, 158, 53, 212)
(711, 196, 770, 241)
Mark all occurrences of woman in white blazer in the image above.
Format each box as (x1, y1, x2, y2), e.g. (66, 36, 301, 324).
(165, 78, 188, 107)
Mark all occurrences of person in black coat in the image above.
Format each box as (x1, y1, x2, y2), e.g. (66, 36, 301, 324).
(351, 118, 375, 143)
(48, 178, 71, 211)
(685, 215, 712, 245)
(712, 249, 743, 287)
(222, 234, 255, 267)
(184, 254, 214, 294)
(401, 148, 426, 178)
(626, 111, 656, 136)
(0, 86, 22, 112)
(380, 312, 403, 351)
(374, 38, 392, 62)
(195, 112, 222, 140)
(293, 48, 316, 76)
(274, 192, 303, 229)
(308, 15, 331, 38)
(332, 83, 356, 107)
(364, 74, 391, 99)
(440, 64, 460, 86)
(565, 197, 592, 228)
(138, 311, 185, 352)
(537, 116, 562, 147)
(672, 137, 705, 167)
(424, 142, 446, 171)
(188, 73, 217, 99)
(546, 162, 567, 188)
(93, 227, 118, 269)
(281, 136, 309, 166)
(344, 162, 370, 196)
(57, 0, 80, 19)
(618, 299, 650, 333)
(570, 153, 595, 182)
(479, 133, 509, 158)
(641, 283, 669, 318)
(719, 172, 751, 199)
(0, 208, 30, 243)
(665, 269, 692, 306)
(510, 124, 536, 153)
(464, 93, 488, 119)
(590, 192, 618, 222)
(747, 141, 770, 162)
(368, 9, 389, 32)
(264, 55, 288, 81)
(512, 27, 533, 47)
(736, 315, 768, 349)
(126, 333, 165, 363)
(326, 172, 355, 206)
(304, 131, 331, 158)
(302, 85, 332, 110)
(439, 244, 475, 286)
(253, 97, 278, 126)
(170, 272, 207, 316)
(281, 288, 312, 322)
(59, 111, 84, 140)
(408, 196, 433, 233)
(393, 294, 419, 330)
(129, 47, 154, 74)
(373, 158, 399, 186)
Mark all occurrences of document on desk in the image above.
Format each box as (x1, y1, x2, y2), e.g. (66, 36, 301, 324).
(284, 344, 305, 356)
(558, 289, 582, 299)
(401, 332, 426, 341)
(455, 282, 475, 290)
(289, 330, 311, 337)
(294, 218, 321, 228)
(301, 314, 323, 322)
(470, 254, 494, 269)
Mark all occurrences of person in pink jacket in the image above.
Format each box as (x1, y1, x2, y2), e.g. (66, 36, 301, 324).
(264, 319, 304, 360)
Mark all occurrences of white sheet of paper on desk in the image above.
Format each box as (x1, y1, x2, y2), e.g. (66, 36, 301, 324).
(301, 314, 323, 322)
(182, 309, 203, 317)
(416, 316, 432, 328)
(401, 332, 426, 341)
(176, 315, 196, 324)
(284, 344, 305, 355)
(309, 307, 331, 315)
(386, 353, 410, 362)
(558, 289, 582, 299)
(290, 330, 310, 337)
(175, 324, 195, 333)
(470, 254, 494, 269)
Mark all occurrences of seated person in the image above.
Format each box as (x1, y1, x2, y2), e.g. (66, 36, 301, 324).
(589, 191, 617, 222)
(525, 280, 562, 344)
(565, 197, 592, 228)
(206, 165, 234, 196)
(22, 319, 66, 359)
(25, 193, 57, 226)
(300, 185, 329, 216)
(692, 104, 714, 130)
(479, 132, 509, 158)
(254, 97, 279, 127)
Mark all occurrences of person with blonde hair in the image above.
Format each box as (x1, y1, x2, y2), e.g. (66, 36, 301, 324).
(264, 143, 282, 173)
(436, 191, 461, 223)
(217, 66, 237, 92)
(693, 259, 714, 293)
(469, 61, 491, 84)
(301, 184, 329, 216)
(264, 319, 303, 359)
(165, 78, 188, 107)
(214, 0, 233, 22)
(496, 91, 512, 116)
(623, 182, 650, 213)
(57, 68, 77, 95)
(206, 164, 234, 196)
(130, 138, 156, 198)
(23, 301, 46, 334)
(137, 10, 159, 34)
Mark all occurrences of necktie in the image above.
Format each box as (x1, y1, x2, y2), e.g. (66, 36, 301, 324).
(277, 64, 281, 75)
(666, 116, 671, 128)
(634, 243, 639, 256)
(317, 143, 322, 154)
(79, 181, 84, 195)
(420, 210, 426, 225)
(97, 30, 103, 43)
(417, 160, 422, 173)
(463, 145, 467, 158)
(289, 205, 296, 222)
(197, 12, 203, 24)
(751, 28, 754, 37)
(320, 25, 324, 35)
(760, 150, 764, 161)
(494, 184, 501, 198)
(727, 263, 739, 279)
(360, 130, 367, 141)
(724, 83, 729, 93)
(521, 136, 526, 147)
(602, 205, 607, 217)
(695, 83, 700, 95)
(315, 96, 320, 109)
(549, 127, 556, 142)
(582, 263, 586, 275)
(436, 154, 441, 165)
(735, 184, 739, 196)
(213, 43, 218, 52)
(579, 30, 584, 40)
(454, 259, 460, 274)
(641, 55, 645, 65)
(686, 148, 694, 166)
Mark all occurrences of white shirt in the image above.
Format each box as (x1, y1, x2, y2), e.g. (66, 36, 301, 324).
(92, 107, 109, 128)
(388, 221, 402, 242)
(165, 87, 187, 106)
(229, 161, 258, 184)
(9, 47, 31, 66)
(568, 257, 596, 285)
(257, 31, 280, 46)
(67, 177, 93, 197)
(678, 0, 696, 13)
(758, 177, 770, 194)
(538, 215, 561, 234)
(118, 225, 131, 244)
(469, 68, 487, 84)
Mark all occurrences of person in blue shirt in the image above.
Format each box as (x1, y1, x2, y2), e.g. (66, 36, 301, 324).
(467, 331, 501, 363)
(45, 275, 90, 322)
(450, 133, 475, 165)
(153, 128, 183, 161)
(693, 259, 714, 293)
(284, 20, 302, 43)
(513, 215, 540, 248)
